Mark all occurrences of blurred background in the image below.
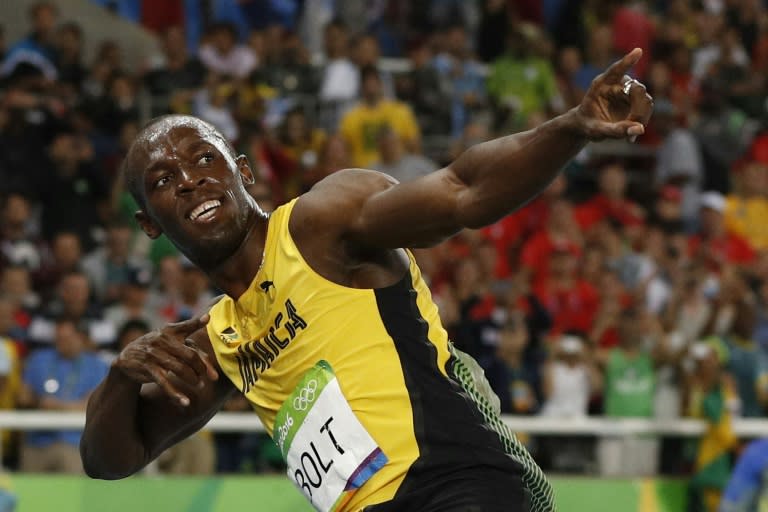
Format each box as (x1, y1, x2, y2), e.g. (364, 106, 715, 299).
(2, 0, 768, 511)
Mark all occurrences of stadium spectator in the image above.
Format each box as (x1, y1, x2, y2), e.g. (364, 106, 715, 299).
(484, 309, 539, 415)
(0, 1, 58, 81)
(597, 307, 663, 477)
(0, 266, 38, 336)
(534, 243, 599, 336)
(476, 0, 510, 63)
(714, 274, 763, 418)
(0, 194, 42, 272)
(723, 158, 768, 251)
(685, 338, 740, 512)
(539, 334, 599, 471)
(520, 199, 583, 287)
(103, 266, 162, 334)
(339, 65, 420, 167)
(317, 19, 358, 129)
(688, 192, 756, 272)
(487, 25, 563, 132)
(33, 231, 83, 299)
(81, 222, 140, 305)
(351, 33, 394, 99)
(275, 107, 326, 189)
(0, 297, 21, 458)
(653, 98, 704, 228)
(254, 30, 318, 98)
(17, 317, 108, 473)
(53, 23, 85, 93)
(397, 41, 452, 137)
(198, 22, 257, 79)
(574, 24, 616, 95)
(663, 264, 714, 348)
(26, 271, 115, 351)
(719, 438, 768, 512)
(143, 26, 206, 116)
(575, 160, 645, 232)
(431, 24, 487, 137)
(370, 127, 439, 183)
(38, 129, 109, 250)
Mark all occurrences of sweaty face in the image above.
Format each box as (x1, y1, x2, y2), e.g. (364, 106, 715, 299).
(131, 118, 258, 268)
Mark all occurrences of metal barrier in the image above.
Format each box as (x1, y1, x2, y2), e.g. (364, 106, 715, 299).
(0, 411, 765, 436)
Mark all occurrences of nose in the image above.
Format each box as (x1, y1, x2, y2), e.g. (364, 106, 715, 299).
(176, 169, 210, 194)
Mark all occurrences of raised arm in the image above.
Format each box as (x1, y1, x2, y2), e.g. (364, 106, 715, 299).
(80, 315, 235, 479)
(299, 49, 653, 250)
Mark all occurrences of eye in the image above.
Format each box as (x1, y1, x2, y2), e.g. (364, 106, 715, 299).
(154, 175, 171, 189)
(197, 152, 214, 166)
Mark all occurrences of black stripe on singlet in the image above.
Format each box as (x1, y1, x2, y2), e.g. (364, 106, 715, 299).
(369, 272, 525, 511)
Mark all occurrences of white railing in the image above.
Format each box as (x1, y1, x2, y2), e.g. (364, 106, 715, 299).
(1, 411, 767, 437)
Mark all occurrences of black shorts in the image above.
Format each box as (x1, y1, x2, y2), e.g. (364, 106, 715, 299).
(363, 466, 530, 512)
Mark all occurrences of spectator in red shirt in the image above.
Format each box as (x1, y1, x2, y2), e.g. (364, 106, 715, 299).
(688, 191, 756, 271)
(534, 244, 599, 337)
(575, 160, 645, 233)
(482, 174, 568, 278)
(520, 198, 583, 286)
(612, 0, 654, 79)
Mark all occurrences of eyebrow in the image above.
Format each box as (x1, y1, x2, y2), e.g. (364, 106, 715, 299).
(142, 139, 217, 174)
(143, 158, 174, 179)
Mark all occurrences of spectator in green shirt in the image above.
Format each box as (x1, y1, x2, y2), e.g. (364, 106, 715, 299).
(487, 26, 564, 131)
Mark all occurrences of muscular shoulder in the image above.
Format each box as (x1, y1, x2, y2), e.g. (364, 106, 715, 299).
(290, 168, 398, 238)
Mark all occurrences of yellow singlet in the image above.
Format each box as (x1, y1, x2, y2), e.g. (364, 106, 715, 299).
(206, 198, 554, 512)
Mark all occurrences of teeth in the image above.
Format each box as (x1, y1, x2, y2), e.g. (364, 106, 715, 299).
(189, 200, 221, 220)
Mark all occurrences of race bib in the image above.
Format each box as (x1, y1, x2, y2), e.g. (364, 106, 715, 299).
(273, 361, 387, 512)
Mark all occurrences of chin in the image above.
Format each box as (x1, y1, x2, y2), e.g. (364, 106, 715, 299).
(180, 230, 247, 268)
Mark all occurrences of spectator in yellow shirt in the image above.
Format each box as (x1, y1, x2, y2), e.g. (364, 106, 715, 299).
(724, 159, 768, 250)
(339, 66, 420, 167)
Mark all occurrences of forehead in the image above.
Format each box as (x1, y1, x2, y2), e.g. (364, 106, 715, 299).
(131, 118, 233, 172)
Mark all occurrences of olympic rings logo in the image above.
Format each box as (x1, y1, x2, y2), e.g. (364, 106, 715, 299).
(293, 379, 318, 411)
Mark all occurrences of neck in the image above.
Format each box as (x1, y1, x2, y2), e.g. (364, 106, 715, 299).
(206, 208, 270, 299)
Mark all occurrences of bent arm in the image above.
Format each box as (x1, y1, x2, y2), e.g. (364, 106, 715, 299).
(299, 51, 651, 250)
(80, 328, 235, 479)
(303, 112, 587, 250)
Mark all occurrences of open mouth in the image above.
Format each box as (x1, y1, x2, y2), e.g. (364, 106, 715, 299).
(188, 199, 222, 222)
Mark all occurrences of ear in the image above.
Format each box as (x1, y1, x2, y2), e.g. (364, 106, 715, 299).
(135, 210, 163, 240)
(235, 154, 255, 185)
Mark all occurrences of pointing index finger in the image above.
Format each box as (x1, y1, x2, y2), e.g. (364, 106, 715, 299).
(601, 48, 643, 83)
(166, 314, 210, 337)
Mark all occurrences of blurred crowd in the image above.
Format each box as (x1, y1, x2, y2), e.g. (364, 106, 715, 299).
(2, 0, 768, 509)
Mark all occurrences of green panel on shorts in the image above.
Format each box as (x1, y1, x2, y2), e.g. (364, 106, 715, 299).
(449, 346, 557, 512)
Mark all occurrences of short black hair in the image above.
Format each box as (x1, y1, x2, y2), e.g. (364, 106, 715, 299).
(207, 21, 238, 40)
(118, 319, 150, 340)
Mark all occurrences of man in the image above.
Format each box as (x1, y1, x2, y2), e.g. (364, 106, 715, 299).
(720, 438, 768, 512)
(597, 307, 662, 477)
(19, 317, 109, 473)
(369, 128, 439, 184)
(574, 160, 645, 232)
(81, 50, 652, 512)
(339, 66, 420, 168)
(0, 1, 58, 81)
(27, 271, 116, 351)
(688, 191, 756, 271)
